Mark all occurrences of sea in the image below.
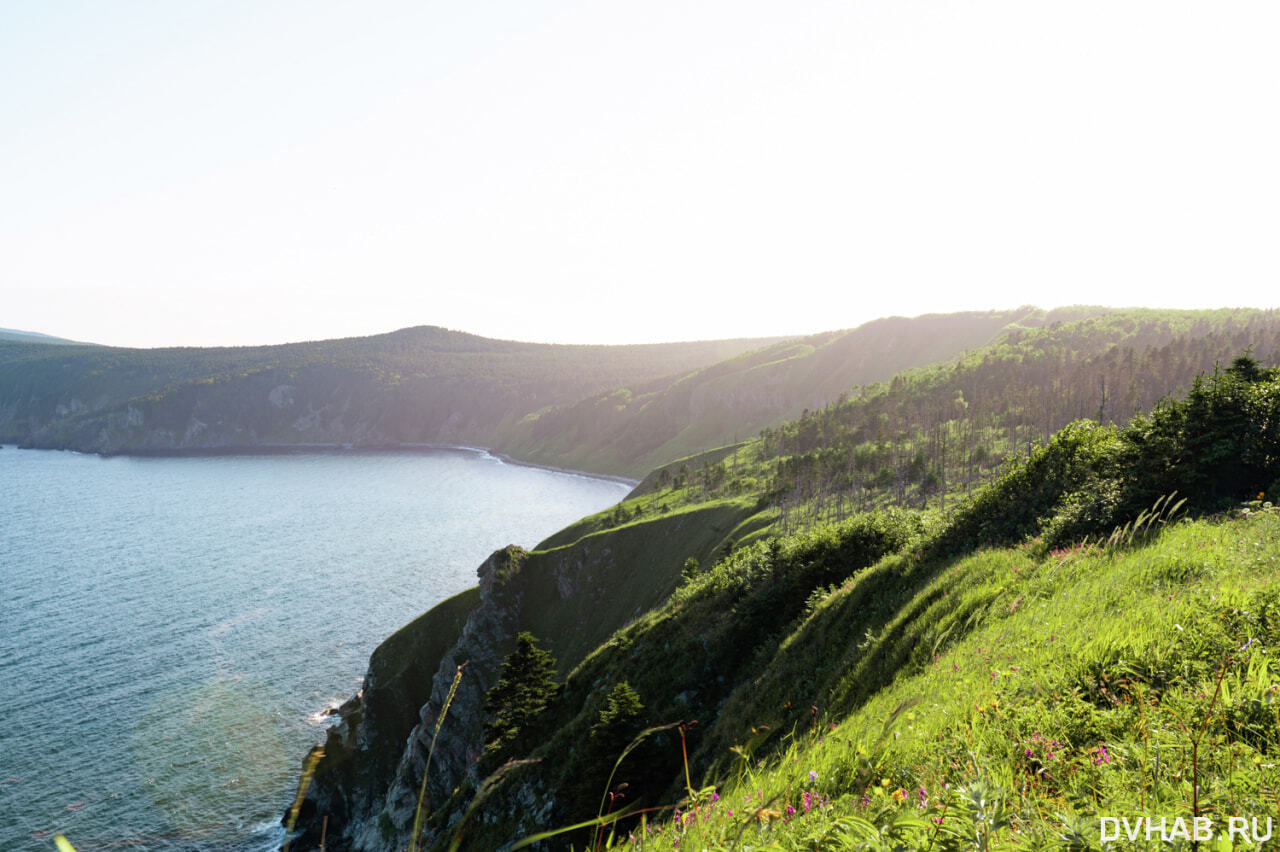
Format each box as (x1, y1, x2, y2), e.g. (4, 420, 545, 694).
(0, 446, 631, 852)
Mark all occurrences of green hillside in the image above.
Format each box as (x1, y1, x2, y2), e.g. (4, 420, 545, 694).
(9, 308, 1270, 486)
(430, 357, 1280, 851)
(284, 310, 1280, 852)
(492, 307, 1119, 477)
(605, 508, 1280, 851)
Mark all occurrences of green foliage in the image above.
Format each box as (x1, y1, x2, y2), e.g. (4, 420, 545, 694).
(602, 511, 1280, 851)
(454, 360, 1280, 850)
(498, 307, 1113, 476)
(757, 308, 1280, 521)
(290, 331, 1280, 849)
(591, 682, 645, 745)
(934, 419, 1121, 555)
(481, 632, 560, 772)
(488, 508, 925, 836)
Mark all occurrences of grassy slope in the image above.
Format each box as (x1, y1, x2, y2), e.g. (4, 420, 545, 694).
(517, 495, 769, 676)
(437, 362, 1280, 851)
(614, 509, 1280, 851)
(282, 311, 1280, 850)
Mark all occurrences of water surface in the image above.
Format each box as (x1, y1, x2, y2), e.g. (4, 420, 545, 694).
(0, 448, 629, 851)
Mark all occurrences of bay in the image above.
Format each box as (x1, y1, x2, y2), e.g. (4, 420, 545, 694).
(0, 447, 630, 851)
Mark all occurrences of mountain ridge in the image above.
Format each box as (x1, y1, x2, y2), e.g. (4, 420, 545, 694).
(0, 308, 1122, 478)
(0, 326, 785, 459)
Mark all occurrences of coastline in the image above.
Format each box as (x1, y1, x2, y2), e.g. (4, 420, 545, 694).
(6, 441, 641, 488)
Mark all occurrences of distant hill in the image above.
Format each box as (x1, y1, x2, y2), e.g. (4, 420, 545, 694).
(0, 326, 782, 457)
(0, 327, 89, 345)
(8, 308, 1274, 481)
(0, 311, 1106, 473)
(493, 306, 1119, 476)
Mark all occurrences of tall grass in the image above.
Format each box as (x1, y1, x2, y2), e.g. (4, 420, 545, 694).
(588, 510, 1280, 850)
(408, 664, 465, 852)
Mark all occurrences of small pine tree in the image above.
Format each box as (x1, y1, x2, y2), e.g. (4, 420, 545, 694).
(590, 681, 644, 749)
(565, 681, 650, 817)
(482, 632, 559, 770)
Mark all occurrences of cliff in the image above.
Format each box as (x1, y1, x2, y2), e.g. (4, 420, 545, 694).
(291, 496, 762, 851)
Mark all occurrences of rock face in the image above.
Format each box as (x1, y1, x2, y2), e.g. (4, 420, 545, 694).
(363, 546, 531, 852)
(291, 548, 530, 852)
(286, 500, 752, 851)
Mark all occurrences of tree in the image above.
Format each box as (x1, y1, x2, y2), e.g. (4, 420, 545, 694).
(589, 681, 644, 755)
(482, 632, 559, 770)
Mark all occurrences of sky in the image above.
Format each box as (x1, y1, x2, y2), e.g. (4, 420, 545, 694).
(3, 1, 1278, 349)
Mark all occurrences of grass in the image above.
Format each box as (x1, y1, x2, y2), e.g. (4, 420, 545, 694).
(582, 508, 1280, 850)
(516, 495, 768, 676)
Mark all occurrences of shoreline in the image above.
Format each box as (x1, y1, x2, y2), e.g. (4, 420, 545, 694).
(7, 441, 640, 488)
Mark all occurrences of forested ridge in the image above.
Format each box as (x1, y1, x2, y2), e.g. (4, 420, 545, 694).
(755, 308, 1280, 525)
(0, 326, 779, 457)
(0, 309, 1116, 474)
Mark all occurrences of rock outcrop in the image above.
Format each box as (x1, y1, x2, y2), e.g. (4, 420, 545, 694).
(291, 548, 530, 852)
(286, 499, 755, 851)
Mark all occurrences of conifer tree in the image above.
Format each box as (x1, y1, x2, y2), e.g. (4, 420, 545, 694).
(481, 631, 559, 770)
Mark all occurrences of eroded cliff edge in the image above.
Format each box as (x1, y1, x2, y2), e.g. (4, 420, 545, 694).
(288, 498, 758, 851)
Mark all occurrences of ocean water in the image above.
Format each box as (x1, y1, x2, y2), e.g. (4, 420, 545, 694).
(0, 447, 630, 852)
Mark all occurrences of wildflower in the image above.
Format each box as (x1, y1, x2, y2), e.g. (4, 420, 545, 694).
(786, 804, 796, 819)
(1092, 745, 1111, 765)
(809, 770, 818, 782)
(917, 786, 928, 809)
(892, 787, 907, 803)
(710, 791, 719, 803)
(802, 791, 813, 813)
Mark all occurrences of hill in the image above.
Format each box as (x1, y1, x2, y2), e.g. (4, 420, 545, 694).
(284, 311, 1280, 851)
(0, 326, 779, 457)
(491, 307, 1117, 477)
(0, 327, 89, 345)
(0, 309, 1121, 476)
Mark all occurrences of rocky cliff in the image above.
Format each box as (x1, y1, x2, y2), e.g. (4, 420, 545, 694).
(287, 496, 759, 851)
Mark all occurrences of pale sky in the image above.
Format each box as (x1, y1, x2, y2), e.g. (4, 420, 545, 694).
(3, 1, 1278, 349)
